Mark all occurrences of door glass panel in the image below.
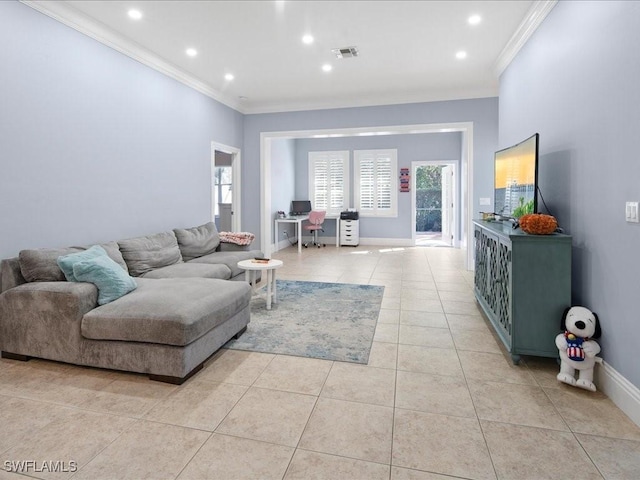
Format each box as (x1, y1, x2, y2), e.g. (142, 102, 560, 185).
(415, 166, 442, 234)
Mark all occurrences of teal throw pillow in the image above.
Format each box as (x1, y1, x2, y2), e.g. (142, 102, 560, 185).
(57, 245, 109, 282)
(72, 255, 137, 305)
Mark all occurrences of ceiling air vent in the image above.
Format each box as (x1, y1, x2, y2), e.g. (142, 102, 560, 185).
(332, 46, 359, 59)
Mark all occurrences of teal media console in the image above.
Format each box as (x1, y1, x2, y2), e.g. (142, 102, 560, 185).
(473, 220, 572, 364)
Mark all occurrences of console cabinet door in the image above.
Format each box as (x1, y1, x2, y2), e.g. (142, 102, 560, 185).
(494, 238, 512, 344)
(474, 226, 499, 319)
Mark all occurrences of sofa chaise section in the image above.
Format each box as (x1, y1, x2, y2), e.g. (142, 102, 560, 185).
(0, 222, 261, 384)
(0, 260, 251, 384)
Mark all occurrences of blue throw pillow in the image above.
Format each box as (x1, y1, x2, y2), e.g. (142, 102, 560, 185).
(57, 245, 109, 282)
(72, 255, 137, 305)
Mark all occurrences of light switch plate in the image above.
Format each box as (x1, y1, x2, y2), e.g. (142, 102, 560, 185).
(479, 197, 491, 206)
(626, 202, 639, 223)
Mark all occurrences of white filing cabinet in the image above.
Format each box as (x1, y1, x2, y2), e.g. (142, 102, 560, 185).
(340, 219, 359, 246)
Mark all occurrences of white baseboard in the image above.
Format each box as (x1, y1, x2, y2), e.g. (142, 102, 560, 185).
(272, 238, 293, 252)
(275, 236, 414, 250)
(595, 360, 640, 427)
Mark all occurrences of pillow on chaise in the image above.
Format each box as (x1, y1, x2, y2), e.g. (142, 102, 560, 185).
(72, 255, 137, 305)
(173, 222, 220, 262)
(57, 245, 109, 282)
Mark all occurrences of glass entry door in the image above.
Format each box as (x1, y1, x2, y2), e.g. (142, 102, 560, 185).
(414, 163, 457, 247)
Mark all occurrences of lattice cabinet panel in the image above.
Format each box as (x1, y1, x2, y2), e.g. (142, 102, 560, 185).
(495, 240, 512, 338)
(473, 220, 571, 364)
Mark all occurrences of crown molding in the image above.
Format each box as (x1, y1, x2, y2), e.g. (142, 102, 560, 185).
(21, 0, 524, 115)
(242, 88, 498, 115)
(495, 0, 558, 76)
(21, 0, 244, 113)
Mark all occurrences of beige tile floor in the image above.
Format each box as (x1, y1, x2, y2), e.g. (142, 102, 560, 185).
(1, 245, 639, 479)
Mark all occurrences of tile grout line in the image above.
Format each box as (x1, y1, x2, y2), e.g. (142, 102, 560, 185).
(443, 265, 501, 480)
(281, 358, 336, 479)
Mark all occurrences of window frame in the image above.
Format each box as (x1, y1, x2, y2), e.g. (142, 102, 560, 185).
(308, 150, 350, 216)
(354, 149, 398, 218)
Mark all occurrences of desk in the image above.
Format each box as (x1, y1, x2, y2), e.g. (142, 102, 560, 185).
(274, 215, 340, 253)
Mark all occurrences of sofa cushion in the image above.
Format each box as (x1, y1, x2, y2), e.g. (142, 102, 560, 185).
(118, 231, 183, 277)
(173, 222, 220, 261)
(89, 241, 129, 273)
(141, 262, 231, 280)
(81, 278, 251, 346)
(73, 255, 138, 305)
(189, 249, 264, 278)
(18, 241, 128, 283)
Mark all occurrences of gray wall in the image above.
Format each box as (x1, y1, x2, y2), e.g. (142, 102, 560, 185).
(0, 1, 243, 259)
(244, 98, 499, 247)
(271, 138, 296, 215)
(499, 1, 640, 387)
(270, 138, 297, 240)
(294, 133, 461, 240)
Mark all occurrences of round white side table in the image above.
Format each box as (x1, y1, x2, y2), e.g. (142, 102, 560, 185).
(236, 259, 284, 310)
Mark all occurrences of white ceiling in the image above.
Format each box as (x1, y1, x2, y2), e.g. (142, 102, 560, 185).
(25, 0, 555, 114)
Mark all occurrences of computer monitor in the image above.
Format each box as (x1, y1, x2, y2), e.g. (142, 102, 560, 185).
(291, 200, 312, 216)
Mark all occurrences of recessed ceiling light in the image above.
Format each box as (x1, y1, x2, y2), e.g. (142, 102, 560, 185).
(302, 34, 314, 45)
(186, 48, 198, 57)
(128, 9, 142, 20)
(468, 15, 481, 25)
(456, 51, 467, 59)
(322, 64, 333, 72)
(225, 73, 234, 81)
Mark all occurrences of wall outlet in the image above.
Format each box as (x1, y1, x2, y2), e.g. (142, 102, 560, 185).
(479, 197, 491, 206)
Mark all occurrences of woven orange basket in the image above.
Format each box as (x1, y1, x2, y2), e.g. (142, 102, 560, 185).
(519, 214, 558, 235)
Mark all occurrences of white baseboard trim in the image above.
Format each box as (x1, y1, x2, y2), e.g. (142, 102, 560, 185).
(273, 236, 412, 250)
(272, 239, 293, 252)
(595, 360, 640, 427)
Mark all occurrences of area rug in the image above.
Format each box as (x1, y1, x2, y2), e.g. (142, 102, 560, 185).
(224, 280, 384, 364)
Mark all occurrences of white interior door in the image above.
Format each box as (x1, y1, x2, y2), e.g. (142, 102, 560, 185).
(441, 165, 453, 246)
(212, 142, 242, 232)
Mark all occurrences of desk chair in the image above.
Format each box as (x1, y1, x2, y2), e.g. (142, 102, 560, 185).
(303, 210, 326, 248)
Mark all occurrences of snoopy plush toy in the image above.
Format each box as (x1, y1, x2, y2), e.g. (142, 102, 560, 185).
(556, 306, 602, 391)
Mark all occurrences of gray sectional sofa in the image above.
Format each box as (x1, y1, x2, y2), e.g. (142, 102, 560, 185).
(0, 222, 263, 384)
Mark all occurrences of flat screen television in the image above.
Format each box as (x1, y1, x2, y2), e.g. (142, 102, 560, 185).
(494, 133, 539, 220)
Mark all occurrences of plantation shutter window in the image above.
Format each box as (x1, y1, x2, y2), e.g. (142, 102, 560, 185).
(354, 149, 398, 217)
(308, 151, 349, 215)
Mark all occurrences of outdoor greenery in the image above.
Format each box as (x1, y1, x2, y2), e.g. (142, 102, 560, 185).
(416, 166, 442, 232)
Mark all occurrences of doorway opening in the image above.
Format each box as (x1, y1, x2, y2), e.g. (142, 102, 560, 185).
(211, 142, 242, 233)
(261, 122, 474, 269)
(412, 161, 458, 248)
(213, 153, 233, 232)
